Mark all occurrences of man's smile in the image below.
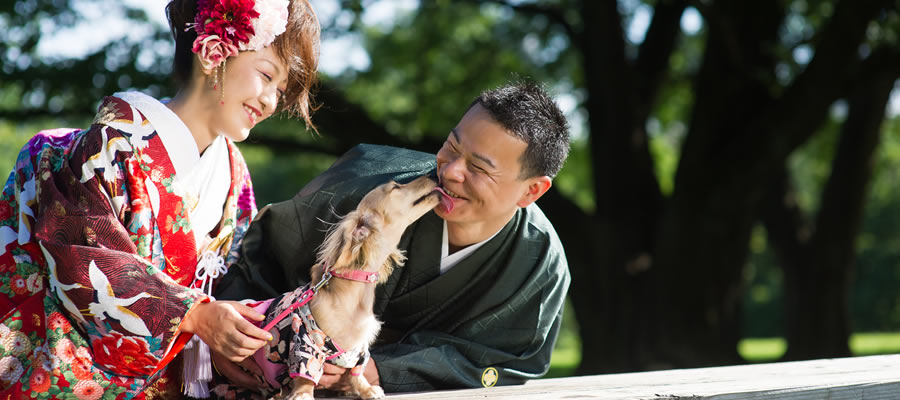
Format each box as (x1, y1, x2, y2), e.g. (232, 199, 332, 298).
(442, 187, 465, 199)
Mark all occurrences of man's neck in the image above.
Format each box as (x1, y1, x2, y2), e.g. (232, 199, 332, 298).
(448, 242, 466, 255)
(445, 211, 515, 255)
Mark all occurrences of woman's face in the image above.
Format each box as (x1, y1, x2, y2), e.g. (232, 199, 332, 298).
(208, 46, 288, 142)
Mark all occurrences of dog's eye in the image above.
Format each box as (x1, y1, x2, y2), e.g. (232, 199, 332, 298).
(391, 183, 402, 191)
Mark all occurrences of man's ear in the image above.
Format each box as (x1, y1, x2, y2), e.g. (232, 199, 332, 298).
(516, 176, 552, 208)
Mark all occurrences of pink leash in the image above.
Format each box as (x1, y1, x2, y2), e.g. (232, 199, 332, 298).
(262, 288, 316, 332)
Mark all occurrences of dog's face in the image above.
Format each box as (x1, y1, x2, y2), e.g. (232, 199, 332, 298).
(318, 176, 440, 282)
(357, 175, 442, 230)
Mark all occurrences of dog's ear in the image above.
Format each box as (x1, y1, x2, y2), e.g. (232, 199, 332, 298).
(318, 212, 355, 268)
(351, 214, 373, 243)
(319, 209, 390, 271)
(324, 211, 381, 270)
(346, 212, 381, 268)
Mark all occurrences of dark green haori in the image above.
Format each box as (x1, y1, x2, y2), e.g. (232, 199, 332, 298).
(216, 144, 571, 392)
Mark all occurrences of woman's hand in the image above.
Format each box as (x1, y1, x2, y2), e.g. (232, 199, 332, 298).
(211, 349, 270, 391)
(181, 300, 272, 362)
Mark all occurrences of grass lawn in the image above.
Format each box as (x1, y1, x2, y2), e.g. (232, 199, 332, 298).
(545, 331, 900, 378)
(740, 331, 900, 362)
(546, 326, 581, 378)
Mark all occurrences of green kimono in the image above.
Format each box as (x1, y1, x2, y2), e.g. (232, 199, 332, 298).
(216, 144, 570, 392)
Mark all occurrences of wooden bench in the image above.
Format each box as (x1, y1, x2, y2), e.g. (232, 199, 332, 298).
(384, 354, 900, 399)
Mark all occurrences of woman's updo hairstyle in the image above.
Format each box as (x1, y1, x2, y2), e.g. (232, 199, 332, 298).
(166, 0, 320, 128)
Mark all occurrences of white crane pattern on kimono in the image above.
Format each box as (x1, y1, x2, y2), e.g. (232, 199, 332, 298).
(39, 242, 87, 324)
(87, 259, 156, 337)
(0, 178, 37, 257)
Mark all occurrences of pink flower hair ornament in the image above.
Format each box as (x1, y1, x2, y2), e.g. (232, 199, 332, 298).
(187, 0, 289, 70)
(192, 35, 239, 70)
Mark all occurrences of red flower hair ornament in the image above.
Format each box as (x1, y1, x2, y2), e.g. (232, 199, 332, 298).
(187, 0, 289, 70)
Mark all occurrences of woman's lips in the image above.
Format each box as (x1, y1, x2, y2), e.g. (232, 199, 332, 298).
(244, 104, 260, 126)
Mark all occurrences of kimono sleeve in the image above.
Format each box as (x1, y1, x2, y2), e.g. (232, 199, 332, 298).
(32, 124, 206, 378)
(372, 241, 571, 392)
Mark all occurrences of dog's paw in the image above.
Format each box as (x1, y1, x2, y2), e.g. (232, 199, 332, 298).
(358, 385, 385, 399)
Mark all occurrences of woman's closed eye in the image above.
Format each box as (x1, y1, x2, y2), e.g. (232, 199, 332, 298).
(260, 71, 285, 102)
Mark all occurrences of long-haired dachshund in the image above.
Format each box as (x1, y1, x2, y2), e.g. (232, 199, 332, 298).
(247, 175, 452, 400)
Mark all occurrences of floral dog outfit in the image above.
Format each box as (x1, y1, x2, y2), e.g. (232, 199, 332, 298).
(247, 283, 370, 389)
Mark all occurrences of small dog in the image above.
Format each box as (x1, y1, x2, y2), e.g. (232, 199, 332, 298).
(248, 175, 451, 400)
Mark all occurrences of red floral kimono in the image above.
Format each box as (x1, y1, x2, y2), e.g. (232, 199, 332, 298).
(0, 92, 257, 399)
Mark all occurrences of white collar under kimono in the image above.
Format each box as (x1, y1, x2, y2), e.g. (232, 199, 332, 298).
(439, 220, 501, 275)
(113, 91, 231, 252)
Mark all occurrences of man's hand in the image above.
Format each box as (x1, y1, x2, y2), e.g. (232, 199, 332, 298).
(317, 358, 380, 391)
(211, 350, 269, 391)
(181, 300, 273, 361)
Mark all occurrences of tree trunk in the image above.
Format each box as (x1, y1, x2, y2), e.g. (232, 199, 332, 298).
(649, 0, 784, 368)
(773, 48, 900, 360)
(648, 0, 884, 368)
(570, 0, 887, 372)
(574, 0, 666, 374)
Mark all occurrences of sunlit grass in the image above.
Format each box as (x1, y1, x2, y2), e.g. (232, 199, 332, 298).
(547, 332, 900, 377)
(736, 332, 900, 362)
(849, 332, 900, 355)
(738, 337, 787, 362)
(546, 325, 581, 378)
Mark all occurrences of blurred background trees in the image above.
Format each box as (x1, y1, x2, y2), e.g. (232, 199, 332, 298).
(2, 0, 899, 375)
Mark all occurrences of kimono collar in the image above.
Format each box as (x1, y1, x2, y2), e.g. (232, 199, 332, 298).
(113, 91, 199, 178)
(114, 91, 231, 249)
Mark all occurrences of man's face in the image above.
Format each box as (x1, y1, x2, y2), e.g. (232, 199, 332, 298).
(435, 104, 532, 234)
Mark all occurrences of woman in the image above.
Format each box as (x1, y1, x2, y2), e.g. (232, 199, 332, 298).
(0, 0, 319, 397)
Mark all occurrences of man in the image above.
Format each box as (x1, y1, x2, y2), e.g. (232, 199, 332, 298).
(215, 81, 571, 393)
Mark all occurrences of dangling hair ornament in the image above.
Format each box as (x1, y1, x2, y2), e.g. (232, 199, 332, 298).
(187, 0, 289, 104)
(182, 1, 288, 395)
(218, 60, 226, 104)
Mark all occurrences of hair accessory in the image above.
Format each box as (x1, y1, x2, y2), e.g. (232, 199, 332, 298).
(218, 61, 226, 104)
(210, 59, 225, 104)
(187, 0, 289, 69)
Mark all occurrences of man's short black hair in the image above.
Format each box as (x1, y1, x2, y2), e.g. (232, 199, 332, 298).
(471, 81, 570, 179)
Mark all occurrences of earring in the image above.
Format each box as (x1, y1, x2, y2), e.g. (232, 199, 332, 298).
(216, 58, 228, 105)
(212, 63, 218, 90)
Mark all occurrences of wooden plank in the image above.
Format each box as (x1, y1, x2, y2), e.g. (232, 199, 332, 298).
(378, 354, 900, 399)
